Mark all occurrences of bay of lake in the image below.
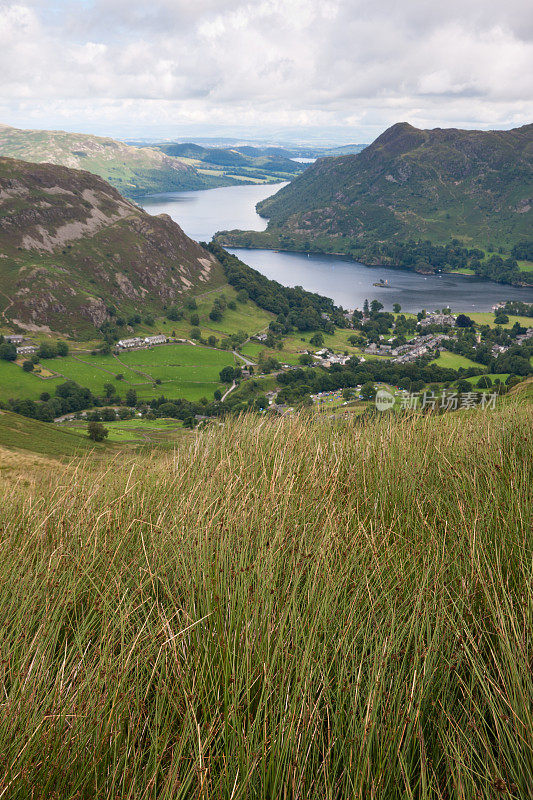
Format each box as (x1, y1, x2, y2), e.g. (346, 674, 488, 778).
(139, 183, 533, 313)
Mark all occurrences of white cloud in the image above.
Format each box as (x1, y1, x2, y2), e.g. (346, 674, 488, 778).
(0, 0, 531, 140)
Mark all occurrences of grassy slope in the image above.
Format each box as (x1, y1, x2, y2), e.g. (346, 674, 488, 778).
(0, 405, 531, 798)
(0, 409, 110, 458)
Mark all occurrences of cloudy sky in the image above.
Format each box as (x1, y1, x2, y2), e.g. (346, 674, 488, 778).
(0, 0, 532, 143)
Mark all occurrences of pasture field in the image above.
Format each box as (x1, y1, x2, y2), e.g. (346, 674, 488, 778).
(65, 417, 186, 444)
(468, 312, 533, 328)
(430, 351, 485, 370)
(0, 359, 62, 403)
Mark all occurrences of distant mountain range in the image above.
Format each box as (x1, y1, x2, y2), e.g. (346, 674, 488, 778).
(149, 142, 305, 182)
(0, 157, 223, 335)
(0, 125, 307, 199)
(215, 122, 533, 283)
(0, 124, 208, 198)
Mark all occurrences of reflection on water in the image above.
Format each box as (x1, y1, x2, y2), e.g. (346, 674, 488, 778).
(139, 184, 533, 312)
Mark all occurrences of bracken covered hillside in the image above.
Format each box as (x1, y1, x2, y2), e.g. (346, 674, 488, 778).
(0, 157, 223, 335)
(218, 122, 533, 255)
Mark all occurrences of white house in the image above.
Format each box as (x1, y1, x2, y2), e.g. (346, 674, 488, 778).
(16, 345, 38, 355)
(5, 335, 24, 344)
(144, 334, 167, 345)
(117, 337, 144, 349)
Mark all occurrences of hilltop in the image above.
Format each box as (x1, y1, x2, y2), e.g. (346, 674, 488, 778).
(215, 122, 533, 282)
(0, 156, 223, 335)
(0, 123, 210, 197)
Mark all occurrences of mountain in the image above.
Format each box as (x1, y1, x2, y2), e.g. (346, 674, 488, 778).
(0, 157, 223, 336)
(151, 142, 306, 181)
(0, 124, 208, 198)
(215, 122, 533, 280)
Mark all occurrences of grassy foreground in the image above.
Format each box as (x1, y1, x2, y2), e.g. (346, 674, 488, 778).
(0, 406, 532, 799)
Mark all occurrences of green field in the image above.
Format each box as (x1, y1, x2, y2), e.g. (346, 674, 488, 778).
(430, 351, 484, 370)
(468, 312, 533, 328)
(0, 344, 238, 404)
(0, 359, 62, 403)
(517, 260, 533, 273)
(65, 417, 186, 444)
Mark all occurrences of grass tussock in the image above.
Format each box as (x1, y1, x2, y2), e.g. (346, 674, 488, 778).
(0, 406, 532, 799)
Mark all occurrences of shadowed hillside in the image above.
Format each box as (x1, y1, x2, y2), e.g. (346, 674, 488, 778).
(0, 157, 223, 335)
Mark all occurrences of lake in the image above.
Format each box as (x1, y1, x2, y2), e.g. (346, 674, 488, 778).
(139, 183, 533, 312)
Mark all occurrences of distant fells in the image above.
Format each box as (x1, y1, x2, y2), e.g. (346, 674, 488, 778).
(216, 122, 533, 283)
(0, 124, 305, 198)
(0, 157, 222, 335)
(0, 124, 207, 197)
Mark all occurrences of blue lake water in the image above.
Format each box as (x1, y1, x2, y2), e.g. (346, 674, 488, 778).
(139, 183, 533, 312)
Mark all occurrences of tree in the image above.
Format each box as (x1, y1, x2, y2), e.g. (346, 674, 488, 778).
(370, 300, 383, 314)
(363, 299, 369, 316)
(38, 342, 57, 359)
(40, 392, 51, 402)
(477, 375, 492, 388)
(209, 307, 222, 321)
(167, 306, 182, 321)
(299, 354, 313, 365)
(494, 313, 509, 325)
(0, 341, 17, 361)
(101, 407, 117, 422)
(219, 366, 236, 383)
(207, 335, 217, 347)
(214, 389, 222, 401)
(87, 421, 109, 442)
(309, 333, 324, 347)
(56, 341, 69, 356)
(125, 388, 137, 406)
(393, 303, 401, 314)
(22, 360, 34, 372)
(237, 289, 249, 303)
(190, 313, 200, 326)
(103, 382, 114, 398)
(190, 327, 201, 340)
(360, 382, 376, 401)
(456, 314, 474, 328)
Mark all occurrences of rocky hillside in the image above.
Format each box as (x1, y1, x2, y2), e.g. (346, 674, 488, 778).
(216, 122, 533, 260)
(0, 124, 208, 198)
(0, 157, 223, 336)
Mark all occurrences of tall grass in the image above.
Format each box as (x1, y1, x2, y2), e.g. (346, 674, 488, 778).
(0, 406, 531, 798)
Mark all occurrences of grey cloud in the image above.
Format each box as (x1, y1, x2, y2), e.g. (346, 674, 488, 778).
(0, 0, 531, 139)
